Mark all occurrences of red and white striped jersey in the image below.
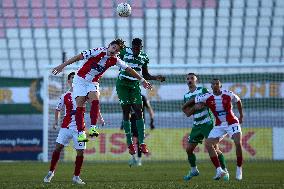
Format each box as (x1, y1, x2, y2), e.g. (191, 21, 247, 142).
(195, 90, 240, 126)
(77, 47, 129, 82)
(56, 91, 77, 128)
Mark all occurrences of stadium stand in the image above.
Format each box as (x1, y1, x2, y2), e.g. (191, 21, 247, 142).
(0, 0, 283, 77)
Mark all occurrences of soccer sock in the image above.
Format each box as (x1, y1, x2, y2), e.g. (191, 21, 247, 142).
(136, 119, 145, 144)
(123, 121, 133, 145)
(49, 151, 60, 172)
(237, 156, 243, 167)
(90, 100, 100, 126)
(74, 155, 84, 176)
(137, 142, 142, 158)
(188, 153, 197, 167)
(75, 107, 85, 132)
(218, 153, 227, 169)
(210, 156, 221, 169)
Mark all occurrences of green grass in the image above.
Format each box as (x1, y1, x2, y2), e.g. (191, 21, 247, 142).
(0, 161, 283, 189)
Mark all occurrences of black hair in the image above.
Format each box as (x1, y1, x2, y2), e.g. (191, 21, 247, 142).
(211, 78, 221, 82)
(132, 38, 143, 46)
(187, 73, 198, 79)
(211, 78, 222, 87)
(67, 72, 75, 80)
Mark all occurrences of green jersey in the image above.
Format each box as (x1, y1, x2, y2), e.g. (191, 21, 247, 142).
(118, 47, 149, 81)
(184, 87, 213, 126)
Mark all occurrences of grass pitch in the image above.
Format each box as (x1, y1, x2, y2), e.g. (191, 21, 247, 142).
(0, 161, 283, 189)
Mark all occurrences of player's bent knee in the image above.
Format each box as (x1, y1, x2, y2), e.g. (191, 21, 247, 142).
(76, 149, 84, 156)
(186, 146, 195, 154)
(55, 143, 64, 152)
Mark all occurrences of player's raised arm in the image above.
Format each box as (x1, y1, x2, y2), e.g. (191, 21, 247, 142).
(52, 54, 83, 75)
(124, 67, 152, 90)
(142, 63, 166, 82)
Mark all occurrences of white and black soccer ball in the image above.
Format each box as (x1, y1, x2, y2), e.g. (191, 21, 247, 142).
(117, 3, 132, 17)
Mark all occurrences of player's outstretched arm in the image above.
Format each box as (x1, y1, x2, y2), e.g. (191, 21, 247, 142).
(125, 67, 152, 90)
(52, 54, 83, 75)
(142, 65, 165, 82)
(237, 100, 243, 124)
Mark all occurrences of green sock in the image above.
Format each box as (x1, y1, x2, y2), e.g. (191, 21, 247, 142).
(218, 153, 227, 169)
(188, 153, 196, 167)
(136, 119, 145, 144)
(123, 121, 133, 145)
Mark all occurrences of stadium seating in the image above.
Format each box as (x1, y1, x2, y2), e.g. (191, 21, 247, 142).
(0, 0, 283, 77)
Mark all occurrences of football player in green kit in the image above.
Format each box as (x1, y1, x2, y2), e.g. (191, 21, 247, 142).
(116, 38, 165, 155)
(182, 73, 229, 181)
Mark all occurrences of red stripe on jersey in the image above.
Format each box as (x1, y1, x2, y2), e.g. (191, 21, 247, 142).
(206, 96, 222, 126)
(206, 94, 238, 126)
(91, 56, 118, 82)
(77, 52, 106, 79)
(222, 94, 239, 125)
(61, 93, 73, 128)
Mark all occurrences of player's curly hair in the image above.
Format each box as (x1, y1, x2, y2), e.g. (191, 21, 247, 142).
(132, 38, 142, 46)
(110, 38, 126, 50)
(67, 72, 75, 80)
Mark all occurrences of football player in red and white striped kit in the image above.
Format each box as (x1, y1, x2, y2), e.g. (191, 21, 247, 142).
(183, 78, 244, 180)
(44, 72, 95, 184)
(52, 39, 152, 142)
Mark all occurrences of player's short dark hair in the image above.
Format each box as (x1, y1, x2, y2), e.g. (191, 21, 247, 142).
(132, 38, 143, 46)
(187, 73, 198, 79)
(67, 72, 75, 80)
(211, 78, 221, 83)
(110, 38, 126, 50)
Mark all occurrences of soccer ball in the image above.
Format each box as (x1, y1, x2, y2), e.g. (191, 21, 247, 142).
(117, 3, 131, 17)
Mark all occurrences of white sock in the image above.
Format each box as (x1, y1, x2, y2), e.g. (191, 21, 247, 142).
(78, 131, 84, 135)
(216, 167, 223, 172)
(191, 166, 197, 172)
(90, 125, 97, 129)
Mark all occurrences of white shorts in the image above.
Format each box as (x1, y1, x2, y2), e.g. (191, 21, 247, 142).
(208, 122, 242, 139)
(56, 127, 86, 150)
(73, 75, 100, 98)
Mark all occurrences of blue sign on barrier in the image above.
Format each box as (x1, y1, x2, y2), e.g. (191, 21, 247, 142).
(0, 130, 42, 160)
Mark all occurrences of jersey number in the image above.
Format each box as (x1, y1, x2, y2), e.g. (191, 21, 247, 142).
(232, 126, 239, 132)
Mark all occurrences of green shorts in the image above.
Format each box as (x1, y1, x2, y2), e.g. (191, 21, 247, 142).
(116, 78, 142, 105)
(188, 121, 214, 144)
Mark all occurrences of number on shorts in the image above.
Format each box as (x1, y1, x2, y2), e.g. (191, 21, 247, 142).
(79, 142, 85, 146)
(232, 126, 239, 132)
